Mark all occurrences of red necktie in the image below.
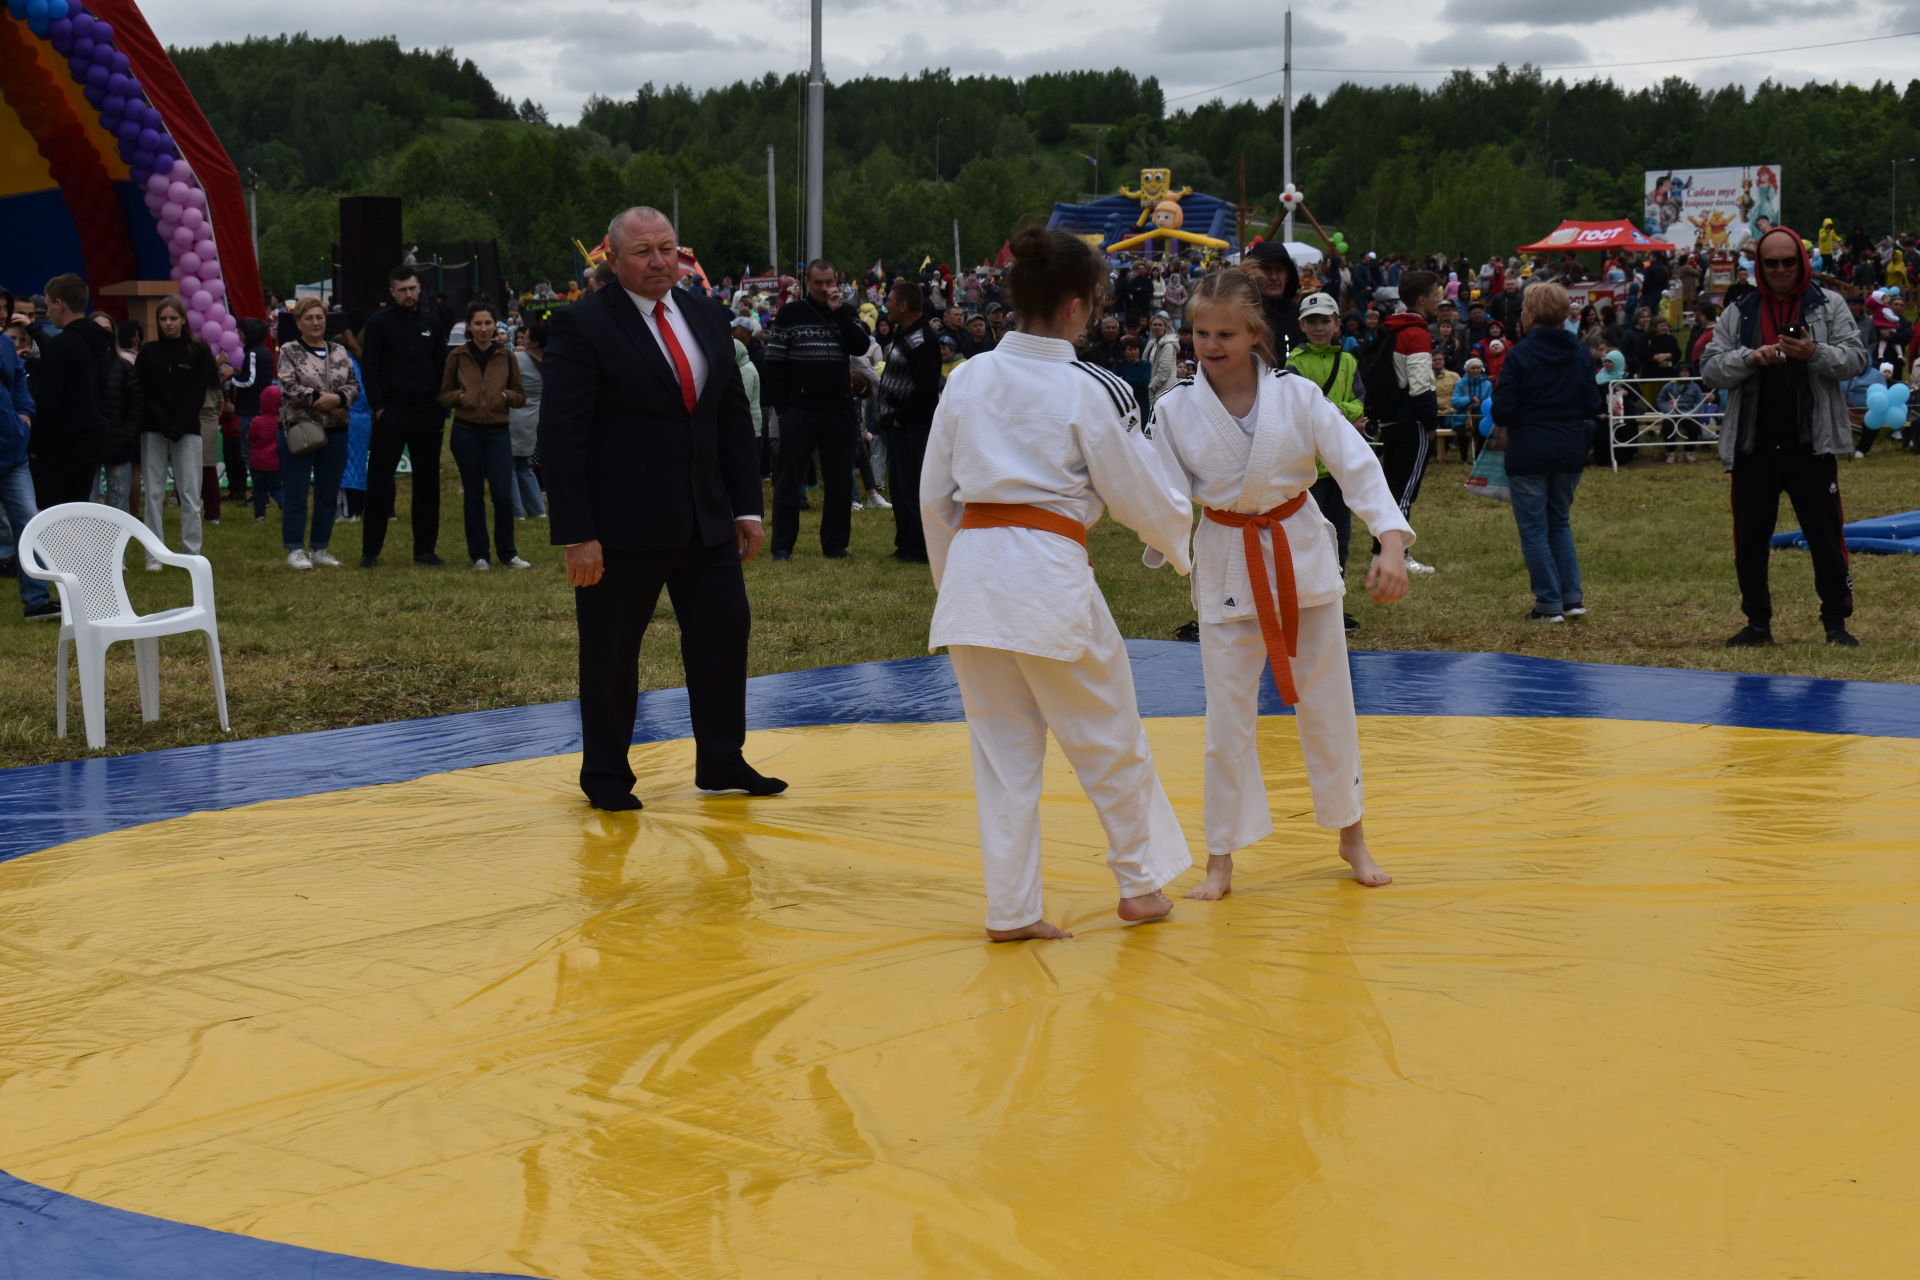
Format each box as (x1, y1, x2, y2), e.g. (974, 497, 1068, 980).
(652, 300, 699, 415)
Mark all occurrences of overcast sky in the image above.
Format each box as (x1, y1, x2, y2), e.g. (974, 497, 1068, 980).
(140, 0, 1920, 124)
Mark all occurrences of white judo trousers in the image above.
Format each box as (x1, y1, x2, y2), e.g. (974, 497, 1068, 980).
(948, 593, 1191, 933)
(1199, 602, 1364, 855)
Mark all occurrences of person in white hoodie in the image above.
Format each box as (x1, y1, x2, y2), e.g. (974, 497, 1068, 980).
(1147, 267, 1414, 899)
(921, 226, 1198, 942)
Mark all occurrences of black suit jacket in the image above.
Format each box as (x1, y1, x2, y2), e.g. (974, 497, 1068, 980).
(539, 285, 761, 550)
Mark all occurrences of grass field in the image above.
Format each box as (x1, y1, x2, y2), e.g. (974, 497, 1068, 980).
(2, 445, 1915, 770)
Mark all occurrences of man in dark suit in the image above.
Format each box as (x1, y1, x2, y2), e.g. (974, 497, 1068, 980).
(539, 206, 786, 811)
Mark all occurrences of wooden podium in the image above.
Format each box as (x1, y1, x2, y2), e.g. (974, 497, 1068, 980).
(99, 279, 183, 342)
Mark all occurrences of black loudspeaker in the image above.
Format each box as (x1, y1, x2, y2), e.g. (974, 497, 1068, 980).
(337, 196, 404, 313)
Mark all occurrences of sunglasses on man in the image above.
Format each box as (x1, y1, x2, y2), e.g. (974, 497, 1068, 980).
(1760, 257, 1799, 269)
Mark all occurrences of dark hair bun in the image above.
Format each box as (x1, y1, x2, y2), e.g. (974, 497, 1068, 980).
(1005, 225, 1103, 323)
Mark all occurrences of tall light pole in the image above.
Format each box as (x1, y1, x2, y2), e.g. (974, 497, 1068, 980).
(1282, 7, 1294, 241)
(804, 0, 824, 263)
(1551, 156, 1575, 209)
(766, 144, 778, 270)
(1894, 157, 1916, 237)
(935, 116, 950, 182)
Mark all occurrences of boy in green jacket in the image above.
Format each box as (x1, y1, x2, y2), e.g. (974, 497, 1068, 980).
(1287, 292, 1367, 630)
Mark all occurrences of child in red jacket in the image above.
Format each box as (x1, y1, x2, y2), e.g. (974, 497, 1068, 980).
(249, 383, 282, 520)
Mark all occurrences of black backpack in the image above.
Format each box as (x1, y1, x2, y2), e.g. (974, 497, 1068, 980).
(1356, 332, 1405, 424)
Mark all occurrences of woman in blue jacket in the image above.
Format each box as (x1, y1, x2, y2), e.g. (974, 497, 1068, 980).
(1490, 283, 1605, 623)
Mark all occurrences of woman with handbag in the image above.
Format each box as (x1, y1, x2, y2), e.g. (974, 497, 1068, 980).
(277, 296, 360, 570)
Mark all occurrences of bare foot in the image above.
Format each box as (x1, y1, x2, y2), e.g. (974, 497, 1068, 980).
(1117, 889, 1173, 924)
(1186, 854, 1234, 900)
(986, 919, 1074, 942)
(1339, 819, 1394, 886)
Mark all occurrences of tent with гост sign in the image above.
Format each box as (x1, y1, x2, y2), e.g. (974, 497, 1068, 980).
(1772, 510, 1920, 556)
(0, 0, 263, 364)
(1517, 220, 1678, 255)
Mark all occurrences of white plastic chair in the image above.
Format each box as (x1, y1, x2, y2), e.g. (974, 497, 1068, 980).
(16, 503, 229, 749)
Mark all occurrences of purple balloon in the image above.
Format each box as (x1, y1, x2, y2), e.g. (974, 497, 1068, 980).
(103, 93, 126, 116)
(91, 43, 115, 67)
(83, 84, 105, 107)
(137, 126, 158, 150)
(180, 207, 205, 231)
(166, 181, 188, 203)
(129, 146, 150, 170)
(73, 36, 93, 60)
(205, 278, 226, 300)
(169, 265, 184, 282)
(111, 52, 130, 75)
(180, 255, 203, 278)
(92, 20, 113, 41)
(108, 72, 130, 97)
(193, 239, 217, 261)
(180, 274, 203, 295)
(118, 122, 142, 147)
(159, 200, 182, 222)
(145, 171, 169, 195)
(206, 303, 228, 325)
(71, 12, 93, 35)
(51, 15, 72, 37)
(182, 187, 206, 209)
(86, 65, 109, 89)
(152, 148, 177, 172)
(189, 288, 212, 309)
(200, 321, 224, 344)
(171, 226, 195, 249)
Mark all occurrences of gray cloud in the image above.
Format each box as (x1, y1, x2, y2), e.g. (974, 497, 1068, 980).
(131, 0, 1920, 123)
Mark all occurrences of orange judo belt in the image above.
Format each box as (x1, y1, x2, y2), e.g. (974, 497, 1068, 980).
(1204, 491, 1311, 706)
(960, 502, 1090, 557)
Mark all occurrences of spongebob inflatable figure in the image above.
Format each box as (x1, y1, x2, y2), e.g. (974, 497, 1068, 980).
(1118, 168, 1193, 227)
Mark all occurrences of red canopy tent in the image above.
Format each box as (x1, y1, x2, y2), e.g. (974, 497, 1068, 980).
(1517, 220, 1677, 254)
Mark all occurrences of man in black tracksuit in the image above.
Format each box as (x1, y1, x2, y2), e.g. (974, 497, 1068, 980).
(359, 265, 452, 566)
(875, 281, 943, 563)
(765, 261, 871, 560)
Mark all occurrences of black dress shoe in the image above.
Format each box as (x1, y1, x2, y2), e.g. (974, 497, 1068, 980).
(1173, 620, 1200, 642)
(823, 549, 852, 559)
(360, 555, 379, 569)
(1343, 613, 1359, 632)
(1825, 626, 1860, 648)
(770, 549, 792, 561)
(413, 552, 444, 566)
(1724, 624, 1773, 648)
(585, 791, 643, 811)
(0, 557, 16, 578)
(694, 762, 788, 795)
(892, 550, 930, 564)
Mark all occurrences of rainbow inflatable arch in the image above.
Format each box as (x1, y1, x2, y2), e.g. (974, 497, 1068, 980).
(1, 0, 263, 358)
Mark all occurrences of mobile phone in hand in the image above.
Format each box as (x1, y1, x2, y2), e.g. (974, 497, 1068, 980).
(1781, 324, 1806, 339)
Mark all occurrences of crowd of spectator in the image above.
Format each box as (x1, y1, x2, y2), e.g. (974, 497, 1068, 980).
(2, 215, 1904, 644)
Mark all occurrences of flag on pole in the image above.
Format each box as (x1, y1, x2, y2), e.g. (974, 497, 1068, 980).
(1078, 154, 1098, 167)
(919, 255, 931, 271)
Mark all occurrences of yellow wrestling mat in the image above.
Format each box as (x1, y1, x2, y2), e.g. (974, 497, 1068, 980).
(3, 713, 1917, 1277)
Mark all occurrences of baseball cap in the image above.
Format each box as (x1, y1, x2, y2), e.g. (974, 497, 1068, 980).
(1297, 292, 1340, 320)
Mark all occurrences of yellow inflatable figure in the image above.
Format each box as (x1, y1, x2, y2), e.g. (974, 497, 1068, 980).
(1888, 254, 1909, 292)
(1118, 168, 1192, 227)
(1105, 199, 1229, 254)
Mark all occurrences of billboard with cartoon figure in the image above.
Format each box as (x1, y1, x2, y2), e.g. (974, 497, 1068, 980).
(1644, 166, 1781, 252)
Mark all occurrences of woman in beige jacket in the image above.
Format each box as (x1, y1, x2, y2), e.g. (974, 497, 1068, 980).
(439, 299, 527, 569)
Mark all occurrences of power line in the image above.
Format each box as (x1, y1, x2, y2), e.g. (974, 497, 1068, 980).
(1163, 28, 1920, 105)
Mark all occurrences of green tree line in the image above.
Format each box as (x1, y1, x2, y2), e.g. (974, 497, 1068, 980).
(167, 36, 1920, 296)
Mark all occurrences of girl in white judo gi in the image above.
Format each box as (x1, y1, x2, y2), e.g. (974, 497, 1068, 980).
(922, 227, 1199, 941)
(1148, 269, 1414, 898)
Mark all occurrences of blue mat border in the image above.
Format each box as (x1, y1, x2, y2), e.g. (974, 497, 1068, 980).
(3, 643, 1919, 872)
(2, 644, 1919, 1276)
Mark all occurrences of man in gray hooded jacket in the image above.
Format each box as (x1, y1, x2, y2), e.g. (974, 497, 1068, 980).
(1700, 225, 1867, 649)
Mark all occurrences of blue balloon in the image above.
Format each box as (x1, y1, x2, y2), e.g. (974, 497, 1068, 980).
(1867, 384, 1890, 409)
(1891, 382, 1912, 404)
(49, 0, 67, 16)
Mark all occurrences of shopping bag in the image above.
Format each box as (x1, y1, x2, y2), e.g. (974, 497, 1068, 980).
(1465, 446, 1510, 503)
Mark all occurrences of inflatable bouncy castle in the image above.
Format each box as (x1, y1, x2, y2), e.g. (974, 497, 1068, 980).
(0, 0, 263, 359)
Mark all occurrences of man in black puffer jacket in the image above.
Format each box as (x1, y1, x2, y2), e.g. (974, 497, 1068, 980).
(360, 265, 452, 567)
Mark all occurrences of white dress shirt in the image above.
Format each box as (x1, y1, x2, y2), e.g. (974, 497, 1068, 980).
(625, 287, 709, 399)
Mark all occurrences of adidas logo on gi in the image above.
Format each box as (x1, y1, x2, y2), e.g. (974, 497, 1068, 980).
(1224, 597, 1236, 606)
